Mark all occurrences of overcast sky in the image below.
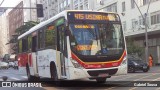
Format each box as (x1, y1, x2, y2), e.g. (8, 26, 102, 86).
(0, 0, 21, 7)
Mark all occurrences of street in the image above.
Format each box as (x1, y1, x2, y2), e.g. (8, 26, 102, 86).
(0, 68, 27, 81)
(0, 67, 160, 90)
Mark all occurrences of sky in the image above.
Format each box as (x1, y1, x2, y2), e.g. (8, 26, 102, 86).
(0, 0, 21, 7)
(0, 0, 21, 15)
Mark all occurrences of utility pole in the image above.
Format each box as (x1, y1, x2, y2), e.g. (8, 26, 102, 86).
(144, 13, 149, 64)
(133, 0, 151, 64)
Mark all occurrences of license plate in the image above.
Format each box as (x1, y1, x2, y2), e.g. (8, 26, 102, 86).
(98, 73, 108, 77)
(143, 66, 147, 69)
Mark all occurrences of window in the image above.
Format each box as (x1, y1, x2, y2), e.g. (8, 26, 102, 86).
(22, 38, 28, 52)
(104, 3, 117, 12)
(80, 5, 83, 10)
(139, 16, 144, 25)
(122, 2, 126, 12)
(84, 4, 88, 10)
(32, 34, 37, 52)
(45, 24, 56, 48)
(18, 40, 22, 53)
(143, 0, 149, 5)
(28, 35, 32, 51)
(74, 0, 78, 5)
(64, 0, 67, 7)
(131, 0, 135, 8)
(68, 0, 71, 5)
(132, 19, 137, 29)
(151, 11, 160, 25)
(122, 21, 127, 31)
(38, 29, 44, 49)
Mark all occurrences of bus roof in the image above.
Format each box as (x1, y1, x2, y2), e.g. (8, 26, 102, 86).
(18, 10, 118, 40)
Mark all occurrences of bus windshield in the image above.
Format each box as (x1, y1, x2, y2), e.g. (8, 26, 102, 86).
(69, 22, 124, 56)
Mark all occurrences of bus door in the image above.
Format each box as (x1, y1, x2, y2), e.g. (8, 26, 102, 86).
(57, 24, 68, 78)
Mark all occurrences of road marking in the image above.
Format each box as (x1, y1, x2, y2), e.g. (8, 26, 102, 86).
(10, 77, 21, 80)
(133, 73, 158, 81)
(106, 74, 139, 90)
(152, 77, 160, 81)
(129, 73, 160, 90)
(21, 76, 27, 78)
(108, 74, 139, 81)
(156, 87, 160, 90)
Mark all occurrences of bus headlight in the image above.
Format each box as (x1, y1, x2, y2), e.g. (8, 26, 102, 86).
(121, 56, 127, 65)
(70, 58, 84, 69)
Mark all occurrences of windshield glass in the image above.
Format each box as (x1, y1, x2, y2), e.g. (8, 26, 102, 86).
(69, 23, 124, 56)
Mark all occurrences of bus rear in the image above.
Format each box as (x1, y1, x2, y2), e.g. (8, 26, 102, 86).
(66, 11, 127, 82)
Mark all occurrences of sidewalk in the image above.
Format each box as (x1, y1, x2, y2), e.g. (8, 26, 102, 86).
(148, 66, 160, 73)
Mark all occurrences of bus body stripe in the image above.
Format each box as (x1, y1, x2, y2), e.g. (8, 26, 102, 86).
(71, 50, 126, 69)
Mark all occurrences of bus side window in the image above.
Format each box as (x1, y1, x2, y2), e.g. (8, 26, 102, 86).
(22, 37, 28, 52)
(38, 29, 45, 49)
(28, 35, 32, 52)
(32, 36, 37, 52)
(18, 40, 22, 53)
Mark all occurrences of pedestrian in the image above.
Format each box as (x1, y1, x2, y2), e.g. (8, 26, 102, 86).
(149, 54, 153, 67)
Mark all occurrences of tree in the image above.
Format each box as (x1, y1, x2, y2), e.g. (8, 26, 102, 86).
(126, 37, 144, 57)
(8, 21, 39, 54)
(15, 21, 39, 35)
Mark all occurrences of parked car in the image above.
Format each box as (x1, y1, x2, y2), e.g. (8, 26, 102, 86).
(8, 62, 15, 68)
(0, 61, 9, 69)
(14, 61, 18, 69)
(128, 57, 149, 73)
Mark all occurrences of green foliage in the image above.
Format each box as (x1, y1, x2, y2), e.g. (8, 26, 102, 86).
(8, 21, 38, 53)
(126, 37, 144, 57)
(15, 21, 39, 35)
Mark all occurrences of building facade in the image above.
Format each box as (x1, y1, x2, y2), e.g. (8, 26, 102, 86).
(39, 0, 94, 21)
(0, 13, 9, 57)
(23, 0, 38, 22)
(8, 1, 24, 54)
(95, 0, 160, 65)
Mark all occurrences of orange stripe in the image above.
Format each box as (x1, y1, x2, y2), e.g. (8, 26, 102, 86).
(71, 50, 126, 65)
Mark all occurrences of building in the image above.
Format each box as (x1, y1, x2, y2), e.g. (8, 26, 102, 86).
(40, 0, 94, 21)
(0, 13, 9, 57)
(23, 0, 38, 22)
(95, 0, 160, 65)
(8, 1, 24, 54)
(7, 0, 39, 54)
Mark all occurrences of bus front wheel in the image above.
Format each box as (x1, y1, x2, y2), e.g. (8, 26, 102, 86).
(96, 77, 106, 83)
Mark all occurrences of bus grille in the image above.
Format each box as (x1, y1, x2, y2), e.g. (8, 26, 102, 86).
(87, 68, 118, 76)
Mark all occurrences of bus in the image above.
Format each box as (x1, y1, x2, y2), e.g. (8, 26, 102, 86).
(17, 10, 127, 83)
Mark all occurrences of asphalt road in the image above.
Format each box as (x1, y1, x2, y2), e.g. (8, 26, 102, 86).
(0, 67, 160, 90)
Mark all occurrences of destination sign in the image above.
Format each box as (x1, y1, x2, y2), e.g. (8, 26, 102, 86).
(74, 14, 109, 21)
(74, 25, 95, 29)
(76, 45, 97, 51)
(68, 12, 119, 22)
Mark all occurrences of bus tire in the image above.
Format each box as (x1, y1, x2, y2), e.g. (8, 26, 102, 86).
(96, 77, 106, 83)
(50, 62, 58, 81)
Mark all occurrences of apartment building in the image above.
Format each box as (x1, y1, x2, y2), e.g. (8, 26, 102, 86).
(23, 0, 38, 22)
(95, 0, 160, 65)
(8, 1, 24, 54)
(0, 13, 9, 57)
(40, 0, 94, 21)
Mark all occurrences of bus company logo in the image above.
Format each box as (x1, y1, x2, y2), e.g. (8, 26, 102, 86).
(101, 64, 106, 67)
(2, 82, 11, 87)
